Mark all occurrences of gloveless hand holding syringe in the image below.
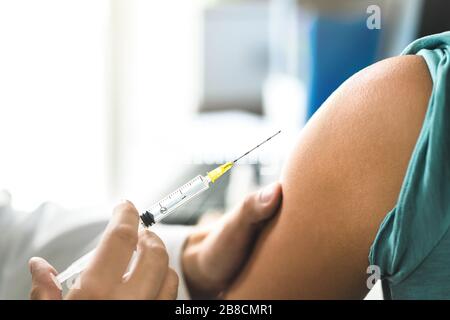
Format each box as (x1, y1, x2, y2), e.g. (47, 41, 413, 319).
(56, 131, 281, 285)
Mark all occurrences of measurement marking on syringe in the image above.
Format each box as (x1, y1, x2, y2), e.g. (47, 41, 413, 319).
(159, 203, 167, 214)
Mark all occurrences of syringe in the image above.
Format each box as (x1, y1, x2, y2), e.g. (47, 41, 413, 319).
(56, 130, 281, 285)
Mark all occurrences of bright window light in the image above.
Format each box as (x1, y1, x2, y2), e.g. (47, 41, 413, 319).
(0, 0, 109, 210)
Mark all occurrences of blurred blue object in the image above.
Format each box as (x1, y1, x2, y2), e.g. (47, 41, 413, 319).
(307, 15, 381, 120)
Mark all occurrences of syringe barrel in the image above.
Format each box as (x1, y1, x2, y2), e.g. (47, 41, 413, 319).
(56, 249, 96, 284)
(56, 175, 211, 285)
(141, 175, 210, 226)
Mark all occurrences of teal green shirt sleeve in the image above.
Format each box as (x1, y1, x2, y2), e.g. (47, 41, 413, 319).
(369, 32, 450, 291)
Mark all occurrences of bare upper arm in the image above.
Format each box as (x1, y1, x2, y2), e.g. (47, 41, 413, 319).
(224, 55, 432, 299)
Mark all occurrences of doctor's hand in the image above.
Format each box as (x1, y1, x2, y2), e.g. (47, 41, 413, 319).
(182, 182, 282, 298)
(29, 200, 178, 300)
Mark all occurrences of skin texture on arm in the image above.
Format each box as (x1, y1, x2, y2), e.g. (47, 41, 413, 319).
(224, 55, 432, 299)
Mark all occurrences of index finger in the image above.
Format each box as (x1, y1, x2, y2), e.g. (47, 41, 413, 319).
(85, 200, 140, 285)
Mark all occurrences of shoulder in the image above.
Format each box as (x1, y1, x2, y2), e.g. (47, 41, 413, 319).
(278, 53, 433, 295)
(303, 55, 432, 162)
(326, 55, 432, 121)
(284, 55, 432, 210)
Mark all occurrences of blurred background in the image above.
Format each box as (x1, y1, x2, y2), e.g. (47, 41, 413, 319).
(0, 0, 449, 225)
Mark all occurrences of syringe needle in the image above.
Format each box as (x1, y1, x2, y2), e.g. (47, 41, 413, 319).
(232, 130, 281, 163)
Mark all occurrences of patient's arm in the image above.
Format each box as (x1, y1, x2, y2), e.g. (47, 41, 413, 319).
(224, 55, 432, 299)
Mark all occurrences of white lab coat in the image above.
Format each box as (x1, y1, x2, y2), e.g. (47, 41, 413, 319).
(0, 191, 192, 299)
